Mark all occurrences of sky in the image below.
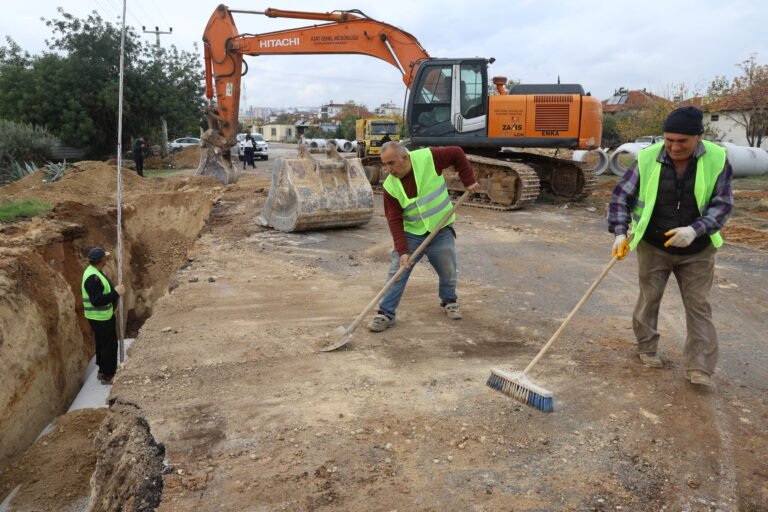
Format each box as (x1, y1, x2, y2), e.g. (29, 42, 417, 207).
(3, 0, 768, 112)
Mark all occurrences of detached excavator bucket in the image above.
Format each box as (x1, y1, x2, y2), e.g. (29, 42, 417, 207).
(258, 144, 374, 232)
(195, 129, 238, 185)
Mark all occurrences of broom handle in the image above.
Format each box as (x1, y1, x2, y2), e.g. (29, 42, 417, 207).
(344, 190, 472, 334)
(523, 254, 620, 374)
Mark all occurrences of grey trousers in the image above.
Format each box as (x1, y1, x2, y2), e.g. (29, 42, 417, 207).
(633, 240, 719, 375)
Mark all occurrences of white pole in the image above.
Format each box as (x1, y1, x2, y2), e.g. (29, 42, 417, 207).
(116, 0, 128, 363)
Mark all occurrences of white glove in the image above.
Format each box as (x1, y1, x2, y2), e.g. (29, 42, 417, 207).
(664, 226, 697, 248)
(612, 234, 629, 260)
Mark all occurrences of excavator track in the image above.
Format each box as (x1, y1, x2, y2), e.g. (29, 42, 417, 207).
(504, 151, 597, 201)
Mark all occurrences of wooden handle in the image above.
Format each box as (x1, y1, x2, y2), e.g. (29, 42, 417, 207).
(344, 190, 472, 335)
(523, 254, 620, 374)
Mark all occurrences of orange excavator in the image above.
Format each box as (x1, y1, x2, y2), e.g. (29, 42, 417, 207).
(200, 5, 603, 228)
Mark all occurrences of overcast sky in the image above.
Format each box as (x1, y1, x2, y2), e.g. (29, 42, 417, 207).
(3, 1, 768, 111)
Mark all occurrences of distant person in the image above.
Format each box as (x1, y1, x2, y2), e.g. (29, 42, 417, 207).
(608, 106, 733, 389)
(81, 247, 125, 385)
(243, 133, 256, 169)
(133, 136, 147, 177)
(368, 141, 478, 332)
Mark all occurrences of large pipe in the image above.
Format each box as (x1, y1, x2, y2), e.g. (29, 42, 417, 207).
(340, 140, 353, 153)
(721, 142, 768, 177)
(572, 148, 609, 176)
(608, 143, 644, 176)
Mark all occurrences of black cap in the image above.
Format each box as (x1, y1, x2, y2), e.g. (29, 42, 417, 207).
(88, 247, 108, 263)
(663, 106, 704, 135)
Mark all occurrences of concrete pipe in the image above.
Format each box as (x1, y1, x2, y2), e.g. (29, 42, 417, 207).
(721, 142, 768, 177)
(350, 140, 358, 152)
(340, 140, 354, 153)
(572, 148, 610, 176)
(326, 139, 338, 149)
(309, 139, 326, 149)
(608, 143, 644, 176)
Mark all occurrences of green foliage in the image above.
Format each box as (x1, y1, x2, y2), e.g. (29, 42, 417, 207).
(0, 9, 205, 158)
(0, 119, 53, 183)
(601, 114, 621, 147)
(302, 126, 324, 139)
(0, 199, 52, 222)
(42, 160, 69, 183)
(615, 99, 674, 143)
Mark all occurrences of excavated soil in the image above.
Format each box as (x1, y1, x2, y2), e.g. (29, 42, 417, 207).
(0, 163, 222, 472)
(164, 146, 202, 170)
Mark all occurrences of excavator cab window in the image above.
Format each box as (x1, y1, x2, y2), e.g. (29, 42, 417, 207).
(459, 64, 486, 119)
(410, 65, 453, 135)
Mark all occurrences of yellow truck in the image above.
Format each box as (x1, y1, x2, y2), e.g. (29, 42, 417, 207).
(355, 118, 400, 159)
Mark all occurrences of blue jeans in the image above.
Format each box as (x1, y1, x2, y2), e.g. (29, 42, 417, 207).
(378, 226, 457, 319)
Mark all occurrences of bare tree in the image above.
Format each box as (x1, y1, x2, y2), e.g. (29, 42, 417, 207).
(708, 54, 768, 147)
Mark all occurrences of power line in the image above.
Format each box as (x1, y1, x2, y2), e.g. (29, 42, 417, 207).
(146, 0, 173, 31)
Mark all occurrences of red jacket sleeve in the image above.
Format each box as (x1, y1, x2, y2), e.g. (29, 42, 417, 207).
(384, 191, 409, 256)
(430, 146, 477, 187)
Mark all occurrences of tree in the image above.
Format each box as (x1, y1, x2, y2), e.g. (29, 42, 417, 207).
(0, 9, 205, 158)
(614, 98, 675, 143)
(707, 54, 768, 147)
(334, 101, 368, 140)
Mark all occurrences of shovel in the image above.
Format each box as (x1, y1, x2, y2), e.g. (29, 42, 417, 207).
(320, 190, 472, 352)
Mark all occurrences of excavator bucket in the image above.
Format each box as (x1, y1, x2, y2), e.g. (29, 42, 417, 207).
(258, 144, 374, 232)
(195, 129, 238, 185)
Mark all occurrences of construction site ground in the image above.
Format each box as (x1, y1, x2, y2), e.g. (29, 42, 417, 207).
(1, 144, 767, 511)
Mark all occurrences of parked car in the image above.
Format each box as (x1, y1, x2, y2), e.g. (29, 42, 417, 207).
(233, 132, 269, 161)
(168, 137, 200, 151)
(634, 135, 663, 148)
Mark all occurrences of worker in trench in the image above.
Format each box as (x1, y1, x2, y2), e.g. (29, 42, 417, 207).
(81, 247, 125, 385)
(608, 106, 734, 389)
(368, 141, 479, 332)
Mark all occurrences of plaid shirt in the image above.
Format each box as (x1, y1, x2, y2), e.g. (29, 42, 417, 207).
(607, 142, 734, 237)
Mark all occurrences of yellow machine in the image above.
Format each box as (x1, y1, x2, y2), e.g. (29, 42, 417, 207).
(355, 118, 400, 158)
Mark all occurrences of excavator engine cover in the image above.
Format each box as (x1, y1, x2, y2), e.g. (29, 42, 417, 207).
(258, 144, 374, 232)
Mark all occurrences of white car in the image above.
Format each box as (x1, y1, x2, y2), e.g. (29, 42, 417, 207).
(168, 137, 200, 151)
(634, 135, 663, 148)
(234, 132, 269, 161)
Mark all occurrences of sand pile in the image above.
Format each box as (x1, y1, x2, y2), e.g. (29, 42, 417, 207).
(165, 145, 201, 169)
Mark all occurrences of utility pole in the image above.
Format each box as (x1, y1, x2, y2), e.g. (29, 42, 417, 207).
(142, 26, 173, 155)
(142, 25, 173, 48)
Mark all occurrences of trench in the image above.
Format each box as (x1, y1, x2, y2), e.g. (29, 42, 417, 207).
(0, 178, 220, 510)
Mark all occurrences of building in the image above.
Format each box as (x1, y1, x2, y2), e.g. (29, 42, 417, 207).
(701, 85, 768, 148)
(602, 87, 670, 115)
(262, 124, 297, 142)
(374, 102, 403, 118)
(319, 101, 347, 120)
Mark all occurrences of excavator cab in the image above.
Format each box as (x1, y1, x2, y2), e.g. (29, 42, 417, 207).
(408, 58, 489, 141)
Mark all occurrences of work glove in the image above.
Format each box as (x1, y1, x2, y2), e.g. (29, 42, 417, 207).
(664, 226, 697, 248)
(612, 234, 629, 260)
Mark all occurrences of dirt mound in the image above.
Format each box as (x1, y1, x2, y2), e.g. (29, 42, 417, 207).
(144, 156, 167, 170)
(165, 146, 201, 169)
(85, 402, 165, 512)
(0, 408, 107, 512)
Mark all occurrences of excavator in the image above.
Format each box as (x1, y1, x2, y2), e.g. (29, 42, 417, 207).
(200, 5, 603, 230)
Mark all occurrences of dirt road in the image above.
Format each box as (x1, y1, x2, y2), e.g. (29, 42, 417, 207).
(107, 148, 767, 511)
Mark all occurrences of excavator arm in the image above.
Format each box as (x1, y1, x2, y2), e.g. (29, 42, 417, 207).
(202, 4, 430, 146)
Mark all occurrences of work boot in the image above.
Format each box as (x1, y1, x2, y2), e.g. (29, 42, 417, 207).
(638, 353, 664, 369)
(443, 302, 462, 320)
(99, 375, 114, 385)
(368, 313, 394, 332)
(685, 370, 716, 389)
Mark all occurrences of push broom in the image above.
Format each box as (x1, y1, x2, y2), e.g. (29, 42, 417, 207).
(487, 250, 625, 412)
(321, 190, 472, 352)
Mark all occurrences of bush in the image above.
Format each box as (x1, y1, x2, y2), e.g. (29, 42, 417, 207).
(0, 119, 53, 184)
(0, 199, 52, 222)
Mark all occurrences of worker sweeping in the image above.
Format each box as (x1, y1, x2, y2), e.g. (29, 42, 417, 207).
(81, 247, 125, 385)
(608, 106, 734, 389)
(368, 142, 478, 332)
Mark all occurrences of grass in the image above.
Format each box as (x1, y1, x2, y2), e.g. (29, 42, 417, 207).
(0, 199, 53, 223)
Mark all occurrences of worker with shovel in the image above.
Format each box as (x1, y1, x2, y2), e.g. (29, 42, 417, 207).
(81, 247, 125, 384)
(608, 106, 733, 389)
(368, 142, 478, 332)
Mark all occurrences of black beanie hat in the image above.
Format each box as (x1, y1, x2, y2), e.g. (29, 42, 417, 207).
(663, 106, 704, 135)
(88, 247, 106, 264)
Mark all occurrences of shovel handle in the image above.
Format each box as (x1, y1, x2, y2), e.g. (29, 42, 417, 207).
(344, 190, 472, 335)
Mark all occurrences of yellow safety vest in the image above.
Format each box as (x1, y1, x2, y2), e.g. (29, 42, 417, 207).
(81, 265, 114, 321)
(383, 148, 454, 235)
(630, 140, 726, 250)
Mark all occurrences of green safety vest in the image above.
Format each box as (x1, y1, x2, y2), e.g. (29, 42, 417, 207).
(383, 148, 455, 235)
(629, 140, 726, 250)
(81, 265, 114, 321)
